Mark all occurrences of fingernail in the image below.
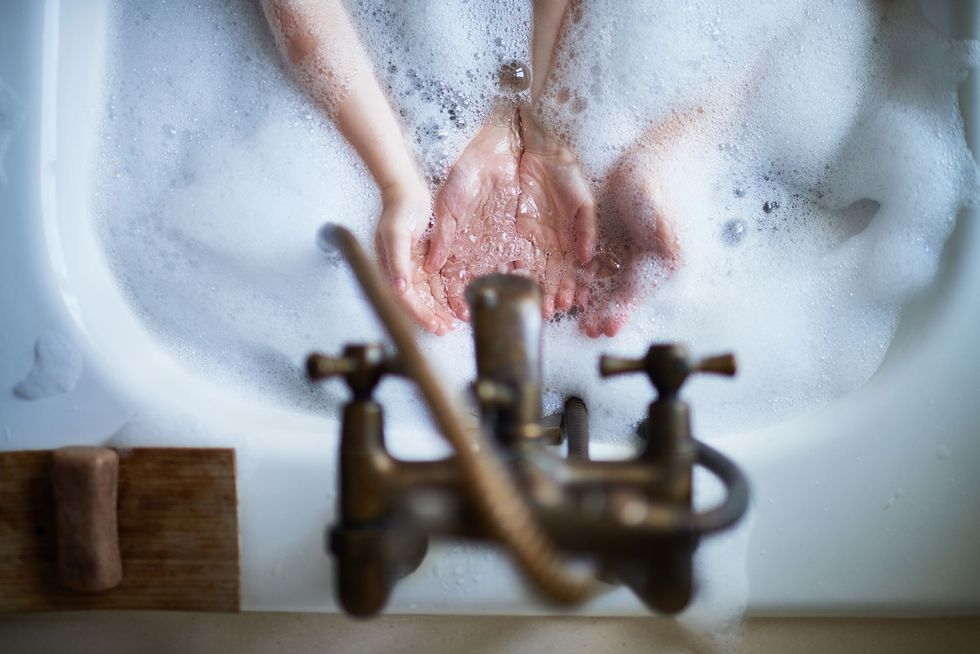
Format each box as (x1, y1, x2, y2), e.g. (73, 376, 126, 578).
(461, 308, 470, 321)
(394, 278, 408, 294)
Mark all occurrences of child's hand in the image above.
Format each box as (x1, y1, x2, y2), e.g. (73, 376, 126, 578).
(376, 181, 455, 335)
(578, 135, 681, 338)
(426, 110, 528, 321)
(515, 107, 597, 318)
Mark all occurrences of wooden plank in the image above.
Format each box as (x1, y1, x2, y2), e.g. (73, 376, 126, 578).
(0, 448, 239, 612)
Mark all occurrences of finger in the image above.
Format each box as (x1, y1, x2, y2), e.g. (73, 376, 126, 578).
(375, 228, 389, 273)
(418, 291, 453, 335)
(575, 199, 597, 263)
(580, 310, 604, 339)
(399, 287, 444, 334)
(598, 290, 635, 338)
(541, 252, 562, 319)
(603, 314, 628, 337)
(653, 212, 682, 267)
(426, 273, 457, 331)
(527, 245, 548, 289)
(575, 256, 600, 309)
(425, 187, 460, 274)
(509, 229, 535, 275)
(557, 264, 576, 311)
(378, 219, 414, 295)
(443, 263, 471, 322)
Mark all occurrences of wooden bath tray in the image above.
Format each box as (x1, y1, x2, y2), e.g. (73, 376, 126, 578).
(0, 448, 239, 612)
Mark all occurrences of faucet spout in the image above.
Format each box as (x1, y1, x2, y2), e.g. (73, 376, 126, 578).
(467, 274, 544, 445)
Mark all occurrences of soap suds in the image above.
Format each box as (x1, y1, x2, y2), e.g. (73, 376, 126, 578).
(260, 0, 357, 120)
(0, 77, 25, 188)
(93, 0, 977, 444)
(13, 331, 84, 401)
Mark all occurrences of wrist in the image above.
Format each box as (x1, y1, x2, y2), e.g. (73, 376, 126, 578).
(378, 177, 431, 244)
(467, 104, 521, 157)
(373, 148, 424, 194)
(489, 103, 519, 129)
(517, 103, 562, 156)
(379, 174, 429, 207)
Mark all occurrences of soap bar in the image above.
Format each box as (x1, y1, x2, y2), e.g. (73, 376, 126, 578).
(52, 446, 123, 592)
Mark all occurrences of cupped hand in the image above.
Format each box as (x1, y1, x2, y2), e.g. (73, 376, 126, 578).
(577, 142, 681, 338)
(426, 108, 532, 321)
(514, 106, 596, 319)
(376, 181, 455, 335)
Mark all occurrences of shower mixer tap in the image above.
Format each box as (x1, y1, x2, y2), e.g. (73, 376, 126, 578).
(308, 224, 748, 617)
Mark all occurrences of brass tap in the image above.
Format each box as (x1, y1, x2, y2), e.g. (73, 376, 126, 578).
(308, 224, 749, 616)
(467, 274, 544, 444)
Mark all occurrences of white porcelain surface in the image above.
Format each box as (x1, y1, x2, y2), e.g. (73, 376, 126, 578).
(1, 0, 978, 617)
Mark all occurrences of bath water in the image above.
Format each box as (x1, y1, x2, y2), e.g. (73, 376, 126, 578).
(95, 0, 978, 445)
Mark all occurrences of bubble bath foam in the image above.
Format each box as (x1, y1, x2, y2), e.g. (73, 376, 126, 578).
(95, 0, 977, 442)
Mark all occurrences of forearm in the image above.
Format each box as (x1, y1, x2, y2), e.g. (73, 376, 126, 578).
(262, 0, 421, 191)
(530, 0, 572, 102)
(520, 0, 573, 153)
(335, 81, 422, 192)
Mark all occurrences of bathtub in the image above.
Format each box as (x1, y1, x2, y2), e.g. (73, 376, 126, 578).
(1, 0, 979, 618)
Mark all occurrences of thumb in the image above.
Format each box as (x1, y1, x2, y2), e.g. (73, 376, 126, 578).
(377, 215, 416, 295)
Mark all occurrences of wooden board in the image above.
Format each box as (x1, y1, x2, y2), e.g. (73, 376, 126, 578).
(0, 448, 239, 612)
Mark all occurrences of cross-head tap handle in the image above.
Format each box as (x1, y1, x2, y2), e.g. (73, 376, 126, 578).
(306, 344, 405, 399)
(599, 343, 736, 397)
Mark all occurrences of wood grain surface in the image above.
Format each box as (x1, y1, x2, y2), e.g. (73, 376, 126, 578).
(0, 448, 239, 612)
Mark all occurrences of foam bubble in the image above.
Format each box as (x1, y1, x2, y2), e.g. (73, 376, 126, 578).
(13, 331, 84, 401)
(345, 0, 531, 183)
(94, 0, 977, 446)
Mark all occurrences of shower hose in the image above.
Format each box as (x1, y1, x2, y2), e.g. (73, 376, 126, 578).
(318, 224, 597, 605)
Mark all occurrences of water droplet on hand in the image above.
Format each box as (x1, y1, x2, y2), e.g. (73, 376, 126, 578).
(595, 251, 622, 279)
